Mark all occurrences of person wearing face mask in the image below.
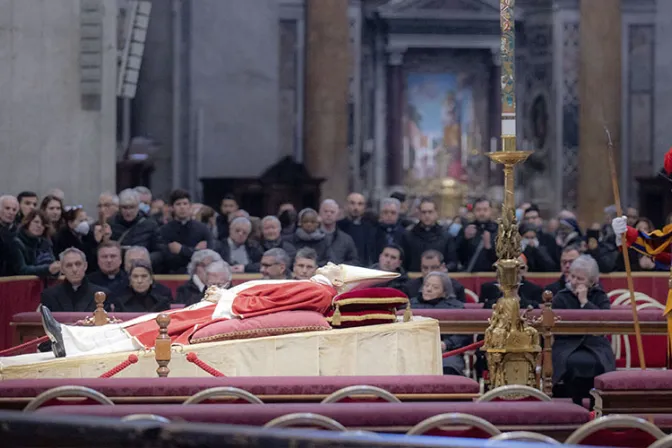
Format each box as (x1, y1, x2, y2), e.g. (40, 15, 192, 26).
(134, 186, 153, 217)
(113, 260, 171, 313)
(53, 206, 99, 273)
(519, 223, 555, 272)
(552, 255, 614, 407)
(410, 271, 471, 376)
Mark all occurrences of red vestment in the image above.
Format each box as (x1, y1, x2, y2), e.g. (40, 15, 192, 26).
(126, 280, 337, 348)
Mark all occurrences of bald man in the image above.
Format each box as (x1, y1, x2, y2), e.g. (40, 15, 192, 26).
(337, 193, 377, 266)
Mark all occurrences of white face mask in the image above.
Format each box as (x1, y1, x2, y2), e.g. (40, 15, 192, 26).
(74, 221, 90, 235)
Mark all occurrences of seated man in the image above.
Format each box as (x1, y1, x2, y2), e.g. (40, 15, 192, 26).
(369, 243, 409, 295)
(480, 254, 543, 310)
(176, 249, 224, 305)
(41, 248, 112, 312)
(86, 241, 127, 300)
(406, 250, 466, 302)
(40, 263, 398, 358)
(292, 247, 318, 280)
(260, 248, 290, 280)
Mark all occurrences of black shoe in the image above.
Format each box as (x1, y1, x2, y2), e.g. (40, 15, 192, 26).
(39, 305, 66, 358)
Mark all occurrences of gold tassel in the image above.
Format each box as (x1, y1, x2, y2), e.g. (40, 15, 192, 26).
(332, 304, 341, 326)
(403, 302, 412, 322)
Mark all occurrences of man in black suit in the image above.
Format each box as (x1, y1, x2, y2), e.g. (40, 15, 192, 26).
(86, 241, 127, 300)
(406, 250, 466, 302)
(479, 254, 543, 310)
(41, 248, 111, 312)
(545, 245, 582, 296)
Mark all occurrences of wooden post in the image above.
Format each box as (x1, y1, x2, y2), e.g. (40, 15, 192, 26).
(541, 290, 555, 396)
(93, 292, 108, 326)
(155, 313, 171, 378)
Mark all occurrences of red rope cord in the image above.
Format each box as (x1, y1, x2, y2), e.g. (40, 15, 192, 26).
(186, 352, 226, 377)
(0, 336, 50, 357)
(442, 340, 485, 359)
(99, 354, 138, 378)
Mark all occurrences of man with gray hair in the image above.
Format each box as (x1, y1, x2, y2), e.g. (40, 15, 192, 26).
(220, 216, 263, 273)
(134, 186, 152, 216)
(41, 248, 112, 313)
(109, 188, 164, 269)
(319, 199, 359, 265)
(176, 249, 224, 305)
(260, 248, 290, 280)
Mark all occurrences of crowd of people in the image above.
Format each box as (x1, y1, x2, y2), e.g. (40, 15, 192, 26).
(0, 186, 641, 405)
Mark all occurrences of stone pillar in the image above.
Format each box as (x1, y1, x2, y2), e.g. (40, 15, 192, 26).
(304, 0, 350, 202)
(386, 51, 405, 187)
(0, 0, 117, 212)
(577, 0, 622, 225)
(654, 0, 672, 166)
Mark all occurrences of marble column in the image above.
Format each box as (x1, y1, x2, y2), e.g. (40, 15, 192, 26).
(386, 51, 405, 187)
(577, 0, 622, 225)
(304, 0, 350, 202)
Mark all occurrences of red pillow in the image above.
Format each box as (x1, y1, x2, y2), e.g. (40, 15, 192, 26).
(325, 308, 397, 328)
(331, 287, 408, 312)
(190, 310, 331, 344)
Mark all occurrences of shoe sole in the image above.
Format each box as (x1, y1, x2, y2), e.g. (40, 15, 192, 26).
(40, 309, 66, 358)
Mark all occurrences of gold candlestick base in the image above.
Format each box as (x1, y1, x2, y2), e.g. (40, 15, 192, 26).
(483, 149, 541, 391)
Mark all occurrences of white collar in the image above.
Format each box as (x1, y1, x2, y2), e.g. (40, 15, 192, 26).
(193, 275, 206, 293)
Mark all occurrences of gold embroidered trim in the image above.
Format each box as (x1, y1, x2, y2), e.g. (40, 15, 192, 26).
(333, 297, 408, 306)
(190, 325, 330, 345)
(326, 313, 396, 324)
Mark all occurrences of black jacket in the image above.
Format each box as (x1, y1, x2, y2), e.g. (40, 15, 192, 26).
(41, 279, 112, 313)
(409, 294, 472, 374)
(401, 223, 458, 272)
(160, 220, 214, 274)
(325, 229, 359, 266)
(480, 278, 544, 310)
(0, 222, 18, 276)
(109, 214, 164, 266)
(369, 263, 409, 296)
(456, 220, 498, 272)
(551, 287, 615, 383)
(53, 227, 98, 273)
(545, 275, 567, 297)
(113, 285, 172, 313)
(372, 221, 406, 262)
(86, 270, 129, 301)
(175, 277, 204, 306)
(405, 276, 467, 303)
(284, 231, 330, 266)
(8, 231, 55, 277)
(337, 218, 377, 266)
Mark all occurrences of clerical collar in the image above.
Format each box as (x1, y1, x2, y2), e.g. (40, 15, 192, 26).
(178, 218, 190, 225)
(105, 270, 120, 280)
(350, 217, 362, 224)
(193, 275, 206, 293)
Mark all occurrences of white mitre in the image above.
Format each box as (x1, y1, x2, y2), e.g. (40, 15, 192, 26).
(314, 263, 400, 293)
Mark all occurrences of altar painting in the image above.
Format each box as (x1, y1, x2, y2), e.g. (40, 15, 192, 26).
(404, 73, 473, 183)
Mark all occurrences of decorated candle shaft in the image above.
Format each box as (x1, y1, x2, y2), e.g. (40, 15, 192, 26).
(500, 0, 516, 152)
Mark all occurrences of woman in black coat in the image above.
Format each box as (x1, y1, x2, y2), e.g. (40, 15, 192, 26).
(410, 271, 471, 376)
(9, 210, 60, 278)
(53, 207, 100, 273)
(114, 260, 171, 313)
(552, 254, 615, 406)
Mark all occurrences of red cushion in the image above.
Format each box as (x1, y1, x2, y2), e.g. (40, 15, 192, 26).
(190, 310, 330, 344)
(332, 287, 408, 312)
(594, 371, 672, 391)
(325, 308, 397, 328)
(0, 375, 480, 399)
(35, 401, 590, 427)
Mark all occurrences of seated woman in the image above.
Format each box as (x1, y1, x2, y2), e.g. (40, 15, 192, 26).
(552, 255, 615, 406)
(114, 260, 171, 313)
(8, 210, 60, 278)
(410, 271, 471, 376)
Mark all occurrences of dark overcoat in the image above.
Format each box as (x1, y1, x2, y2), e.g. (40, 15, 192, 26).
(551, 287, 616, 383)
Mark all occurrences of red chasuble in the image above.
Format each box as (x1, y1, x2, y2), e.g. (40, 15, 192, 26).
(126, 280, 337, 348)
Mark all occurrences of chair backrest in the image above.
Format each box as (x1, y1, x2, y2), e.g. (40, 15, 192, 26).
(24, 386, 114, 412)
(477, 385, 551, 402)
(565, 415, 666, 447)
(120, 414, 171, 423)
(263, 412, 346, 431)
(649, 434, 672, 448)
(182, 387, 264, 405)
(464, 289, 479, 303)
(406, 412, 501, 437)
(489, 431, 561, 444)
(320, 385, 401, 404)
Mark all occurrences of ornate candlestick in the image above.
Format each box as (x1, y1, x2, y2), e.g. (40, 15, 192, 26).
(482, 0, 541, 390)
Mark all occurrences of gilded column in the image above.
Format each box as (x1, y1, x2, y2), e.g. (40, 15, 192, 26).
(577, 0, 622, 225)
(304, 0, 350, 202)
